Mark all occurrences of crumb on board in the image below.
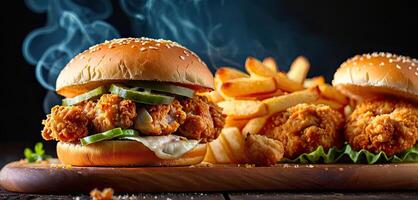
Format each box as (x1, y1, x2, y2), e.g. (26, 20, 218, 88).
(90, 188, 114, 200)
(50, 163, 72, 170)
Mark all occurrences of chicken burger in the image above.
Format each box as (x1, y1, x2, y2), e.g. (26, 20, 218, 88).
(41, 37, 225, 166)
(332, 52, 418, 156)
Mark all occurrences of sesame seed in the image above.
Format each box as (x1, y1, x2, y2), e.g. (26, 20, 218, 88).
(148, 46, 158, 50)
(408, 66, 412, 70)
(412, 63, 416, 66)
(389, 59, 393, 63)
(379, 62, 384, 66)
(396, 64, 401, 69)
(131, 45, 136, 48)
(140, 47, 147, 51)
(179, 55, 185, 60)
(415, 72, 418, 76)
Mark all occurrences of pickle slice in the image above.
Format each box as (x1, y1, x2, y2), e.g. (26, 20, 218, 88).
(109, 84, 174, 105)
(62, 86, 106, 106)
(129, 81, 195, 98)
(80, 128, 124, 146)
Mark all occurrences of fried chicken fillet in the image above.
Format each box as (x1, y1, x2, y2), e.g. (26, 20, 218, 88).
(259, 104, 344, 159)
(41, 95, 224, 143)
(345, 99, 418, 156)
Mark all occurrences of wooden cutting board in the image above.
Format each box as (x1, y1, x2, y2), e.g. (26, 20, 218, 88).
(1, 159, 418, 193)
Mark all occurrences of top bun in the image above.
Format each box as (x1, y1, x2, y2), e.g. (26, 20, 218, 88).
(56, 38, 214, 97)
(332, 52, 418, 102)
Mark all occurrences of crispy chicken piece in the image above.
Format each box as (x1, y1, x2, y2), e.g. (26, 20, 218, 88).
(142, 100, 187, 135)
(345, 99, 418, 156)
(41, 105, 89, 143)
(261, 104, 344, 159)
(77, 100, 96, 121)
(244, 134, 284, 166)
(92, 94, 137, 132)
(178, 96, 225, 143)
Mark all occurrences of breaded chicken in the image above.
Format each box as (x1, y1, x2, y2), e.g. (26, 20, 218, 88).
(261, 104, 344, 159)
(244, 134, 284, 166)
(178, 96, 225, 143)
(92, 94, 137, 132)
(41, 105, 89, 143)
(345, 99, 418, 156)
(142, 100, 186, 135)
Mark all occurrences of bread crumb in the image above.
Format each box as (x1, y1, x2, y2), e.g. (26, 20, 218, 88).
(90, 188, 114, 200)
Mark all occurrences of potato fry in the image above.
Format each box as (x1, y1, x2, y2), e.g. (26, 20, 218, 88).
(209, 136, 233, 164)
(262, 87, 320, 115)
(215, 67, 249, 83)
(220, 127, 247, 163)
(235, 89, 284, 100)
(242, 115, 269, 135)
(287, 56, 310, 83)
(303, 76, 325, 88)
(263, 57, 278, 72)
(225, 116, 249, 129)
(200, 91, 224, 103)
(318, 84, 348, 105)
(245, 57, 276, 77)
(344, 104, 354, 118)
(314, 98, 344, 110)
(218, 100, 267, 119)
(274, 73, 304, 92)
(220, 77, 276, 97)
(203, 144, 217, 163)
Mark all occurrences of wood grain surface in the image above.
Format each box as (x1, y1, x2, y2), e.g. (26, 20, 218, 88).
(1, 160, 418, 193)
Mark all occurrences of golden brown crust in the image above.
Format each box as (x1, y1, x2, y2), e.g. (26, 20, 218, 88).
(332, 53, 418, 102)
(56, 38, 214, 97)
(261, 104, 344, 159)
(57, 141, 207, 166)
(345, 99, 418, 156)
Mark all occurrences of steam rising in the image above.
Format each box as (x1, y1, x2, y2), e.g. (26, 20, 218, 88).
(23, 0, 119, 112)
(24, 0, 329, 113)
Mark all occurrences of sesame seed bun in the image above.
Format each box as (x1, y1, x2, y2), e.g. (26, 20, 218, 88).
(57, 141, 207, 166)
(332, 52, 418, 102)
(56, 38, 214, 98)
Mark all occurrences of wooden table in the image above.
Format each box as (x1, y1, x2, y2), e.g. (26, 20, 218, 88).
(1, 143, 418, 199)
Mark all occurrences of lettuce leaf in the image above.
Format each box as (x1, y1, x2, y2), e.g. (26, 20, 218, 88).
(120, 135, 199, 159)
(283, 143, 418, 164)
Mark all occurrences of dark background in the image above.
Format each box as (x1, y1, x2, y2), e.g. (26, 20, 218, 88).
(0, 0, 416, 146)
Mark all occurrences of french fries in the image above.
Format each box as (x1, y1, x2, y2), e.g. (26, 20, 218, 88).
(215, 67, 249, 83)
(274, 73, 304, 92)
(314, 98, 344, 110)
(241, 115, 269, 136)
(204, 55, 349, 165)
(201, 90, 224, 103)
(287, 56, 310, 83)
(225, 116, 249, 129)
(218, 100, 267, 119)
(263, 87, 320, 115)
(220, 77, 276, 97)
(263, 57, 278, 72)
(303, 76, 325, 88)
(246, 57, 276, 77)
(318, 84, 349, 105)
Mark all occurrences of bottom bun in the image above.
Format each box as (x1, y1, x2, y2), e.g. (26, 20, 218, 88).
(57, 141, 207, 166)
